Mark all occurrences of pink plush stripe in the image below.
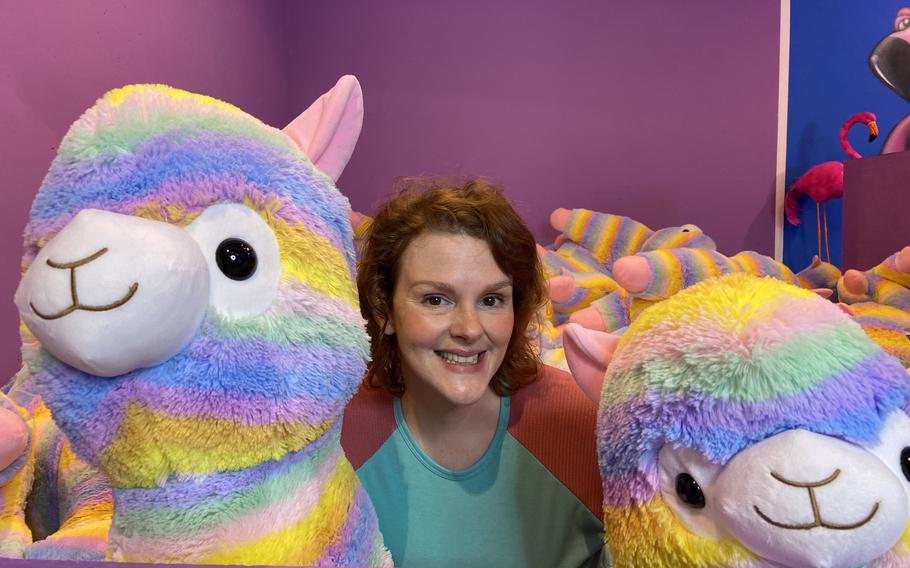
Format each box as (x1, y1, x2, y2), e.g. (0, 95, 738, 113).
(109, 443, 343, 560)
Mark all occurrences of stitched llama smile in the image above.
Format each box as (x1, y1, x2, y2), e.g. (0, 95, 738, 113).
(30, 248, 139, 320)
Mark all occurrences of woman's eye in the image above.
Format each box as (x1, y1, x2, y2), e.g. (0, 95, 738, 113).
(423, 295, 445, 306)
(482, 296, 502, 307)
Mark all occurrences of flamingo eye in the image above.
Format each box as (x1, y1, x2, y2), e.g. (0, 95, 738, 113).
(898, 17, 910, 31)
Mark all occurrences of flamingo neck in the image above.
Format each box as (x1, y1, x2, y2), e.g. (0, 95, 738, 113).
(839, 115, 864, 160)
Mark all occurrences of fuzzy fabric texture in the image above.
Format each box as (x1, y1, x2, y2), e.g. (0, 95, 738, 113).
(551, 208, 716, 272)
(4, 380, 112, 561)
(852, 302, 910, 368)
(0, 393, 34, 559)
(838, 247, 910, 311)
(594, 274, 910, 567)
(13, 84, 391, 566)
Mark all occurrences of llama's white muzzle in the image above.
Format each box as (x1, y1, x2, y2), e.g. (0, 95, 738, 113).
(714, 428, 909, 568)
(15, 208, 210, 377)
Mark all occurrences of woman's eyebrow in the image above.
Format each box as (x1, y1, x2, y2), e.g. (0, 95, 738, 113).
(410, 281, 456, 293)
(483, 280, 514, 292)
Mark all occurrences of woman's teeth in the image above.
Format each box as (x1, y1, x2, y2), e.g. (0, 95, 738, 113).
(438, 351, 480, 365)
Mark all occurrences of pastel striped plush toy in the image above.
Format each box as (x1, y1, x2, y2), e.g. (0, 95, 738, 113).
(2, 384, 112, 560)
(10, 78, 392, 565)
(565, 249, 841, 333)
(0, 393, 33, 558)
(838, 246, 910, 311)
(850, 302, 910, 368)
(564, 274, 910, 567)
(547, 207, 716, 272)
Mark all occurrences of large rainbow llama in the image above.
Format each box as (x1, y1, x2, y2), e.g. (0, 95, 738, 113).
(7, 77, 392, 565)
(564, 273, 910, 567)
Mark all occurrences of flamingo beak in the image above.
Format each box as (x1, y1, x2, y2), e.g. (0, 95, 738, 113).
(868, 121, 879, 142)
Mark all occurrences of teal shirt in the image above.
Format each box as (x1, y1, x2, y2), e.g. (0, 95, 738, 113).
(355, 396, 605, 567)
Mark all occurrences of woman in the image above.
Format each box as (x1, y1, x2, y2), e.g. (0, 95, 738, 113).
(342, 178, 606, 567)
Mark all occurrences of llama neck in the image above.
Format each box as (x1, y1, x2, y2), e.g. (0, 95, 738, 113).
(104, 420, 384, 565)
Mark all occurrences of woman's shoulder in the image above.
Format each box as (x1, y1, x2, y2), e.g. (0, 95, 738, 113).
(508, 364, 602, 517)
(341, 383, 397, 470)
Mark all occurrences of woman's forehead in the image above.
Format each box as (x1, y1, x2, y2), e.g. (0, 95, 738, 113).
(398, 232, 510, 288)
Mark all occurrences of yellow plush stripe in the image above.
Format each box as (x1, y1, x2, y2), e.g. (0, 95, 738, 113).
(604, 498, 754, 567)
(105, 85, 241, 115)
(130, 196, 358, 307)
(101, 403, 334, 488)
(629, 274, 812, 340)
(203, 455, 358, 565)
(265, 209, 358, 307)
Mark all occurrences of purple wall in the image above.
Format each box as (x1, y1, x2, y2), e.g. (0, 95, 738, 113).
(1, 0, 782, 384)
(287, 1, 781, 252)
(0, 0, 291, 383)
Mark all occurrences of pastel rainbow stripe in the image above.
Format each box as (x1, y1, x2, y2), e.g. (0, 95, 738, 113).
(105, 423, 389, 565)
(0, 395, 34, 559)
(19, 85, 387, 564)
(562, 209, 653, 268)
(595, 274, 910, 563)
(624, 248, 817, 301)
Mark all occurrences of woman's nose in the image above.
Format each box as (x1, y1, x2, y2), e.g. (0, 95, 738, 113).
(450, 304, 483, 341)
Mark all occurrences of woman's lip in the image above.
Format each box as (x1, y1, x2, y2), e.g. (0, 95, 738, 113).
(435, 349, 485, 356)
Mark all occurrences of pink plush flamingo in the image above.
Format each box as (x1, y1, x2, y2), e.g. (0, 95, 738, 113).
(785, 112, 878, 263)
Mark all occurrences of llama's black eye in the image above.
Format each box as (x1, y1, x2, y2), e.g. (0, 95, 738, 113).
(901, 447, 910, 482)
(676, 473, 706, 508)
(216, 238, 257, 281)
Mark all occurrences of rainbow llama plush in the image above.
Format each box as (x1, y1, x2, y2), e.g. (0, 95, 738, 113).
(8, 78, 392, 566)
(564, 273, 910, 567)
(838, 246, 910, 311)
(569, 247, 842, 333)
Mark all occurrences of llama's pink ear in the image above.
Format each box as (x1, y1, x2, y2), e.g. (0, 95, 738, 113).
(283, 75, 363, 182)
(812, 288, 834, 299)
(563, 323, 620, 403)
(810, 255, 822, 268)
(613, 255, 651, 294)
(836, 302, 856, 317)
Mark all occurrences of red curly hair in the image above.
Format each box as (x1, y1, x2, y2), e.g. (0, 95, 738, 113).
(357, 178, 546, 397)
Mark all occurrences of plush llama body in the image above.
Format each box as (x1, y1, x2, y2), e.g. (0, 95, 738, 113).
(11, 81, 391, 565)
(565, 274, 910, 567)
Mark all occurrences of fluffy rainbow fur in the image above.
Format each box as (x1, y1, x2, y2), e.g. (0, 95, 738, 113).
(577, 250, 840, 334)
(0, 393, 34, 558)
(838, 248, 910, 311)
(619, 248, 839, 301)
(552, 208, 716, 272)
(596, 274, 910, 566)
(13, 85, 390, 565)
(2, 383, 112, 560)
(852, 302, 910, 368)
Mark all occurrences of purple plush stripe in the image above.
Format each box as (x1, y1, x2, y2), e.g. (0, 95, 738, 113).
(113, 421, 339, 510)
(597, 351, 909, 504)
(318, 485, 377, 565)
(24, 172, 346, 264)
(111, 374, 351, 426)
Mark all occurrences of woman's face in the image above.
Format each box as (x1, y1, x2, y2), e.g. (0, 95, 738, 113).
(387, 232, 515, 407)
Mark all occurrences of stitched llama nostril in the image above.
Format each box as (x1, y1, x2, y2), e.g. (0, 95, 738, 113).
(29, 247, 139, 320)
